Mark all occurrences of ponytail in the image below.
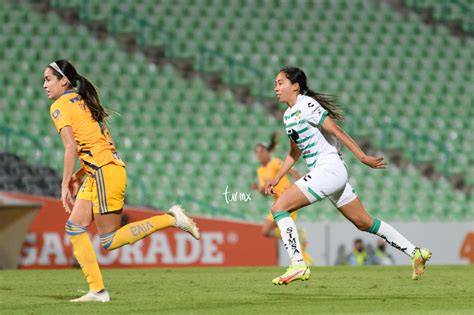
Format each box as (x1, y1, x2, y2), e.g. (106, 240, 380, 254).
(280, 66, 344, 121)
(76, 75, 109, 123)
(267, 132, 278, 152)
(304, 89, 344, 121)
(256, 132, 279, 152)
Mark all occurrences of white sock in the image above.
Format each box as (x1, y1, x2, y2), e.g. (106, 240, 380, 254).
(273, 211, 305, 265)
(369, 218, 416, 257)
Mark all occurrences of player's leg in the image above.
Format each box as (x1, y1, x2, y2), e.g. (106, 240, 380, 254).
(270, 184, 312, 284)
(265, 206, 313, 264)
(94, 164, 199, 251)
(67, 177, 108, 302)
(94, 207, 197, 250)
(263, 195, 283, 238)
(271, 184, 310, 265)
(262, 215, 278, 238)
(337, 195, 431, 279)
(289, 210, 314, 265)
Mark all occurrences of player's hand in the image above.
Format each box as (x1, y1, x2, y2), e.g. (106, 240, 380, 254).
(360, 155, 387, 169)
(61, 184, 74, 213)
(69, 175, 82, 198)
(250, 182, 258, 191)
(265, 178, 280, 195)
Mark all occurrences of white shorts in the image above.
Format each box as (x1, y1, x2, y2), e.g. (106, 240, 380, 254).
(295, 155, 357, 208)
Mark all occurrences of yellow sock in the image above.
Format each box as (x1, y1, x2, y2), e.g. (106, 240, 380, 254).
(100, 214, 175, 250)
(66, 221, 104, 292)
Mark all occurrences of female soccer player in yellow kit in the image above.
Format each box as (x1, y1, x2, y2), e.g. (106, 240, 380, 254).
(252, 133, 313, 265)
(44, 60, 200, 302)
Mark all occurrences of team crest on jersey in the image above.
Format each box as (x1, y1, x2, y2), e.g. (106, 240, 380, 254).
(294, 110, 302, 123)
(52, 109, 61, 119)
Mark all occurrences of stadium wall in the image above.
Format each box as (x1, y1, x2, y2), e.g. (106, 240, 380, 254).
(0, 192, 277, 269)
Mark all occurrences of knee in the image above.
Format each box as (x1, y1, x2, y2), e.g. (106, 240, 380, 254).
(65, 220, 87, 237)
(99, 231, 116, 251)
(270, 202, 286, 214)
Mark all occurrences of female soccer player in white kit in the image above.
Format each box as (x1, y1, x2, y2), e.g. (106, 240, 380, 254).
(267, 67, 431, 285)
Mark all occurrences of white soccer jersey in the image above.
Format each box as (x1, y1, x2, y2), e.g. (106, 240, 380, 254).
(283, 94, 340, 170)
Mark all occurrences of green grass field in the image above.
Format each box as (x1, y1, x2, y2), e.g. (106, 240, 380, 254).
(1, 266, 473, 314)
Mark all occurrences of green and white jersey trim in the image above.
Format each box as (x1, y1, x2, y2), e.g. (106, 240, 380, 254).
(284, 94, 340, 170)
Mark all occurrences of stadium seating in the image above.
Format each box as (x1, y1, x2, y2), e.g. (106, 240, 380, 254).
(0, 2, 472, 222)
(404, 0, 474, 34)
(48, 0, 473, 178)
(0, 152, 60, 197)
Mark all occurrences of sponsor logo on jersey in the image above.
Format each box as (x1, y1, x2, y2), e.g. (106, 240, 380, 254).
(52, 109, 61, 119)
(294, 110, 302, 123)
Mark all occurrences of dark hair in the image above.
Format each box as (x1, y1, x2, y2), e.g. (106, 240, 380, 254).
(280, 66, 344, 121)
(256, 132, 278, 152)
(49, 59, 109, 123)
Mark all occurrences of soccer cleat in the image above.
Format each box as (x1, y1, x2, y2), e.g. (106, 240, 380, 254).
(70, 289, 110, 302)
(272, 264, 310, 285)
(411, 247, 432, 280)
(168, 205, 201, 240)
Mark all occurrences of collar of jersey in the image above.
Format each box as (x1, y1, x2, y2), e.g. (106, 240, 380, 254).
(288, 94, 304, 113)
(58, 90, 77, 101)
(296, 94, 304, 104)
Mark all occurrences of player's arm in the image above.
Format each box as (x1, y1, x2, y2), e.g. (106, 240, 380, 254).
(72, 167, 86, 181)
(265, 139, 301, 194)
(59, 126, 78, 212)
(288, 168, 301, 180)
(321, 116, 386, 169)
(70, 167, 85, 197)
(275, 139, 301, 181)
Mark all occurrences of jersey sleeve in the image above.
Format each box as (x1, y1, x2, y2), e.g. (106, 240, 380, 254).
(50, 100, 72, 133)
(303, 100, 328, 128)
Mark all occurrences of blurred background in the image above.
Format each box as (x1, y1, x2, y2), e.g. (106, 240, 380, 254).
(0, 0, 472, 268)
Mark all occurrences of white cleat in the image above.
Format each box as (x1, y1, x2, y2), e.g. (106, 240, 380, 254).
(70, 289, 110, 302)
(168, 205, 201, 240)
